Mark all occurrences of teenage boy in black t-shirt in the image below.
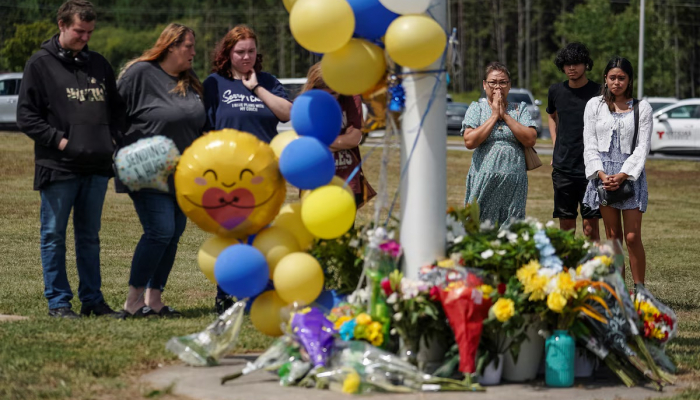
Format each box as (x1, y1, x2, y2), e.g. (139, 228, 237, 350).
(547, 43, 601, 240)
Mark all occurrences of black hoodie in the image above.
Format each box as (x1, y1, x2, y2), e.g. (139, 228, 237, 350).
(17, 34, 125, 179)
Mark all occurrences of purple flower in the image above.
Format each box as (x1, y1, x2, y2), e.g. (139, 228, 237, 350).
(379, 240, 402, 258)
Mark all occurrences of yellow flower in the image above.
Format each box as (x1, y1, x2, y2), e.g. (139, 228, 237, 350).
(342, 370, 361, 394)
(576, 265, 583, 276)
(480, 285, 494, 299)
(547, 292, 567, 313)
(492, 298, 515, 322)
(524, 274, 548, 301)
(555, 272, 577, 300)
(517, 260, 540, 285)
(367, 321, 384, 346)
(334, 316, 352, 331)
(356, 313, 372, 326)
(596, 255, 613, 266)
(437, 259, 455, 268)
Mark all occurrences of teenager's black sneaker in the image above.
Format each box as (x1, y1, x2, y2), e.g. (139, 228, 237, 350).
(81, 301, 119, 317)
(48, 307, 81, 319)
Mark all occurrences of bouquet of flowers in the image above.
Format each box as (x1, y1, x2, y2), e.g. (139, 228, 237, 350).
(633, 285, 678, 373)
(290, 307, 336, 369)
(438, 268, 492, 378)
(315, 340, 480, 394)
(381, 269, 450, 367)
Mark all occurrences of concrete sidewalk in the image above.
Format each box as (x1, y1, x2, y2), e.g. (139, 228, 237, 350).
(142, 355, 691, 400)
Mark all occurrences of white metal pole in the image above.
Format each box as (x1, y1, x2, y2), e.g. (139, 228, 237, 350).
(638, 0, 645, 99)
(400, 0, 448, 279)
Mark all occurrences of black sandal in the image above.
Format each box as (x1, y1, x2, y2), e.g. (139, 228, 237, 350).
(117, 306, 159, 319)
(157, 306, 182, 318)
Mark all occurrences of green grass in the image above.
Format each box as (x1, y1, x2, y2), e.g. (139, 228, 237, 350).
(1, 132, 699, 399)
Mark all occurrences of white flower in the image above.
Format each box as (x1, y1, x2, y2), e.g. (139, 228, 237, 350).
(583, 241, 591, 249)
(546, 220, 555, 228)
(497, 250, 506, 256)
(522, 232, 530, 242)
(497, 230, 507, 239)
(507, 232, 518, 244)
(535, 222, 544, 230)
(480, 249, 494, 259)
(390, 328, 397, 335)
(394, 312, 403, 322)
(348, 239, 359, 248)
(386, 292, 398, 304)
(446, 231, 455, 243)
(454, 235, 464, 244)
(490, 240, 502, 247)
(480, 219, 494, 230)
(388, 230, 396, 240)
(450, 252, 462, 264)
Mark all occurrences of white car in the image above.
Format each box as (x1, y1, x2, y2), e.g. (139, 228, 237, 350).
(644, 96, 678, 112)
(650, 99, 700, 155)
(0, 72, 23, 128)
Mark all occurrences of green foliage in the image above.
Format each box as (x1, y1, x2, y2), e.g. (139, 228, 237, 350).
(1, 20, 56, 71)
(310, 226, 365, 295)
(88, 24, 166, 74)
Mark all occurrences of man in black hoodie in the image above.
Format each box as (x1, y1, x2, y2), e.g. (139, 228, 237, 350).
(17, 0, 124, 319)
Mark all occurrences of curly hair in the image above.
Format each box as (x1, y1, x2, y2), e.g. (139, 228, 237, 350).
(554, 42, 594, 73)
(211, 25, 263, 78)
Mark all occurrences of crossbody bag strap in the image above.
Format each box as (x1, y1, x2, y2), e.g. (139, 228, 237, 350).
(632, 99, 640, 149)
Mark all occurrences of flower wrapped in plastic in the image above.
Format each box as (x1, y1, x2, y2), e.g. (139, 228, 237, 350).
(315, 340, 481, 394)
(220, 335, 312, 386)
(291, 307, 336, 369)
(634, 285, 678, 373)
(438, 268, 492, 378)
(166, 299, 246, 366)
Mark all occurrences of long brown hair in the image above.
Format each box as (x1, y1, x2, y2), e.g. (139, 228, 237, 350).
(211, 25, 263, 78)
(119, 23, 202, 97)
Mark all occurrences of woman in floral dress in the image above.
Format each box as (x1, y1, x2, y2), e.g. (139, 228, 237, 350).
(461, 62, 538, 226)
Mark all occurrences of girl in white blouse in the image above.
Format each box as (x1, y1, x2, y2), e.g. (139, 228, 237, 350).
(582, 56, 653, 294)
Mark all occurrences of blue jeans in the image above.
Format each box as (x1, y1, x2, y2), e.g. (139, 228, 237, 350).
(40, 175, 109, 310)
(129, 191, 187, 291)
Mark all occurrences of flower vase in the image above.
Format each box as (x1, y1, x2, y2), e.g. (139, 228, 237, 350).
(399, 337, 420, 367)
(574, 347, 596, 378)
(478, 354, 504, 386)
(417, 334, 447, 374)
(502, 322, 544, 382)
(545, 330, 575, 387)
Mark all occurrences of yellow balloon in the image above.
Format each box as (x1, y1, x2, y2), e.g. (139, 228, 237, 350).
(197, 236, 241, 283)
(175, 129, 286, 239)
(272, 202, 315, 249)
(282, 0, 297, 12)
(384, 15, 447, 69)
(250, 290, 288, 337)
(301, 176, 353, 200)
(289, 0, 355, 53)
(301, 186, 356, 239)
(273, 253, 324, 305)
(270, 130, 299, 159)
(252, 226, 301, 277)
(322, 39, 386, 96)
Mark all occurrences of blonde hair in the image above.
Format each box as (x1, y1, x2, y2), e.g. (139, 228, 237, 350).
(120, 23, 202, 97)
(301, 62, 327, 93)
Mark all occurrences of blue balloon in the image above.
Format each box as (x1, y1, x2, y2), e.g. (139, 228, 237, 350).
(291, 90, 342, 146)
(279, 136, 335, 190)
(347, 0, 399, 40)
(314, 289, 347, 311)
(214, 244, 269, 299)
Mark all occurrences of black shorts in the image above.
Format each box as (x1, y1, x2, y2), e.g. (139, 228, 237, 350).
(552, 169, 601, 220)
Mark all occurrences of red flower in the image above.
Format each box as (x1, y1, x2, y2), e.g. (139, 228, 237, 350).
(429, 285, 441, 301)
(380, 277, 393, 296)
(497, 283, 506, 295)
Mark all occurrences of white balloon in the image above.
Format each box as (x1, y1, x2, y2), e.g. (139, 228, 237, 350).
(379, 0, 430, 15)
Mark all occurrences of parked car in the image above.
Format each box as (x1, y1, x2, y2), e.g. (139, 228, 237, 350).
(479, 87, 543, 136)
(650, 98, 700, 155)
(0, 72, 22, 128)
(446, 102, 468, 135)
(644, 96, 678, 112)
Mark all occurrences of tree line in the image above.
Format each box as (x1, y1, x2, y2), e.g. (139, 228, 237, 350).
(1, 0, 698, 98)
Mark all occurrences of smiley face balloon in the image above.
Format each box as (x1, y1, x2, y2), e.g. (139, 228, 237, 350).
(175, 129, 287, 239)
